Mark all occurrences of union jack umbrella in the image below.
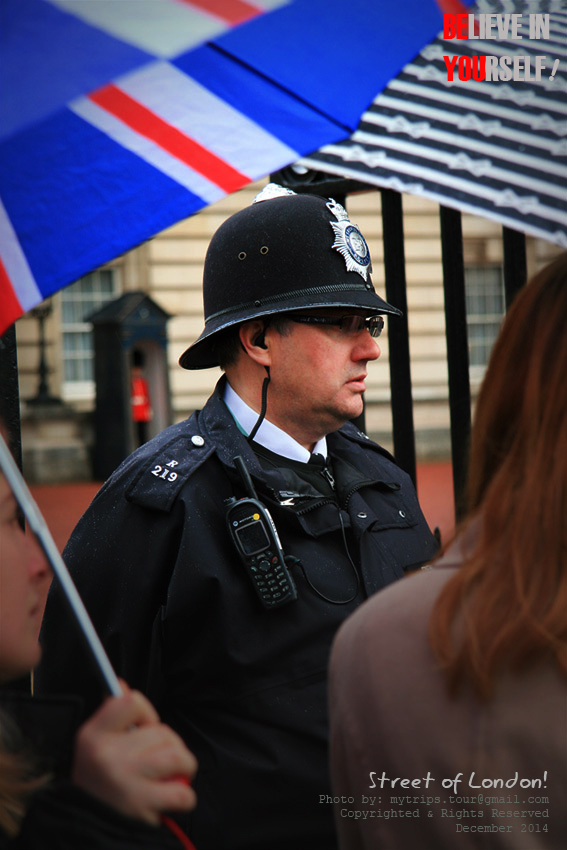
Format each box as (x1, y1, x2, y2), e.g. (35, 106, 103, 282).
(0, 0, 474, 335)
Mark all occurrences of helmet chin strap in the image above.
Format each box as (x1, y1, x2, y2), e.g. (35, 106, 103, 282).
(247, 367, 270, 443)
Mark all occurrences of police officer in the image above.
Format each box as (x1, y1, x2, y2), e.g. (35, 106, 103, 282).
(37, 185, 438, 850)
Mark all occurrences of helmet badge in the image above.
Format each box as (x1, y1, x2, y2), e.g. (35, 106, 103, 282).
(253, 182, 297, 204)
(327, 198, 372, 281)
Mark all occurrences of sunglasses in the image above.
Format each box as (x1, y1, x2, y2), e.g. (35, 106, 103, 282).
(290, 314, 385, 338)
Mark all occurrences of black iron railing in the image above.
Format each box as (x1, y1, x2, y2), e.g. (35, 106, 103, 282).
(271, 168, 528, 517)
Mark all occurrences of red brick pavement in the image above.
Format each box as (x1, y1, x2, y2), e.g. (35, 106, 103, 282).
(30, 461, 455, 554)
(31, 481, 101, 553)
(416, 461, 456, 547)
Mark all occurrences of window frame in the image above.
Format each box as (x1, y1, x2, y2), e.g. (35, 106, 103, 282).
(464, 263, 505, 382)
(60, 267, 122, 402)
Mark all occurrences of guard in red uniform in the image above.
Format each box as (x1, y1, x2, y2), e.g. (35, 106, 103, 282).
(131, 349, 152, 446)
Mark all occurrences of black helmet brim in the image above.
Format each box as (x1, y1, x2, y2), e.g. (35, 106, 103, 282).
(179, 290, 401, 369)
(178, 190, 402, 370)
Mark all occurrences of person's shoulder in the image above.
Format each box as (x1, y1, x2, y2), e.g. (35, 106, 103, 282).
(116, 415, 220, 513)
(332, 422, 414, 489)
(87, 385, 240, 516)
(329, 567, 457, 712)
(337, 565, 457, 650)
(335, 421, 396, 462)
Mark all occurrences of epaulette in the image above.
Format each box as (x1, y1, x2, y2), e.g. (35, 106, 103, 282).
(338, 421, 397, 464)
(126, 427, 215, 512)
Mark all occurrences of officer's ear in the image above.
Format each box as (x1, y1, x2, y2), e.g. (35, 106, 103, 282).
(239, 320, 271, 366)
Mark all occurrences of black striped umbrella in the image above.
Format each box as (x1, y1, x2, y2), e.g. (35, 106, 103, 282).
(299, 1, 567, 247)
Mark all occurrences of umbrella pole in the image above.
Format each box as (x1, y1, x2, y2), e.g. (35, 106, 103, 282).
(0, 326, 23, 470)
(0, 431, 122, 698)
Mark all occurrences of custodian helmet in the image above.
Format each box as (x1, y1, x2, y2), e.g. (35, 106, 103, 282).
(179, 184, 401, 370)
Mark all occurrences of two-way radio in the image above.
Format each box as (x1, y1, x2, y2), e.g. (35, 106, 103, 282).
(226, 455, 297, 610)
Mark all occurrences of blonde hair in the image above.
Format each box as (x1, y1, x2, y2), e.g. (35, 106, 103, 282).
(0, 709, 49, 837)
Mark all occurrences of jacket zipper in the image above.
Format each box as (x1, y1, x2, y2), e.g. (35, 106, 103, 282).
(342, 478, 382, 508)
(320, 465, 336, 490)
(295, 497, 336, 516)
(285, 478, 388, 516)
(272, 476, 400, 515)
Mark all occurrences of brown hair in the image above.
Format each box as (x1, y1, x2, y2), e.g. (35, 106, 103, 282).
(429, 252, 567, 699)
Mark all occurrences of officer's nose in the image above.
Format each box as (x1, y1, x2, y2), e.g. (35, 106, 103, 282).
(352, 331, 381, 362)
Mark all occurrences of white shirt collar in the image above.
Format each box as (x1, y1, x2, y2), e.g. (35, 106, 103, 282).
(223, 381, 327, 463)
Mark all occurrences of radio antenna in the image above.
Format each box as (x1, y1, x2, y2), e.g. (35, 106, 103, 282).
(233, 455, 259, 500)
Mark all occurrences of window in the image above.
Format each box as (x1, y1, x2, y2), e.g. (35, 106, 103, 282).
(61, 269, 120, 399)
(465, 265, 505, 372)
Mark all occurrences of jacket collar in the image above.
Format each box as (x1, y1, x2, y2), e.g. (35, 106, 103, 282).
(222, 380, 328, 462)
(199, 377, 266, 476)
(198, 377, 398, 505)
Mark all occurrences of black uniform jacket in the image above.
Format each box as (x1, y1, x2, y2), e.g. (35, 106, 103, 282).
(37, 379, 438, 850)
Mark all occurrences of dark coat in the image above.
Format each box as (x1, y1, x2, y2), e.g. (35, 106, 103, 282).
(0, 693, 186, 850)
(6, 785, 186, 850)
(37, 379, 437, 850)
